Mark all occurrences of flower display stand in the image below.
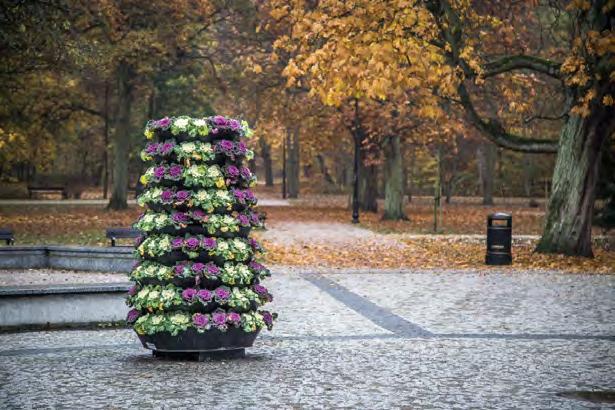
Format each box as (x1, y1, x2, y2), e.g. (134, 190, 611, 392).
(127, 115, 275, 360)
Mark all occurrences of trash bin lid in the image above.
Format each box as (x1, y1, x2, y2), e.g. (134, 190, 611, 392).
(488, 212, 512, 220)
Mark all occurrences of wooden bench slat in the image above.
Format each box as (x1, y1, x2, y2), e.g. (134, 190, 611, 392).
(0, 228, 15, 245)
(105, 227, 140, 247)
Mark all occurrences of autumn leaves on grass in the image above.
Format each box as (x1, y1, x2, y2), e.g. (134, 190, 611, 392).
(260, 236, 615, 274)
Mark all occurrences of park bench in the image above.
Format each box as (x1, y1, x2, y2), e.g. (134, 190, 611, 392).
(106, 227, 140, 247)
(27, 186, 67, 199)
(0, 228, 15, 245)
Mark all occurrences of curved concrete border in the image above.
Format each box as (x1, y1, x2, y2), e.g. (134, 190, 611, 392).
(0, 282, 131, 331)
(0, 246, 135, 273)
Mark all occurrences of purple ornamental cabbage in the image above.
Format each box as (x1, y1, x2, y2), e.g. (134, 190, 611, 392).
(205, 262, 220, 275)
(175, 190, 190, 202)
(145, 143, 159, 154)
(262, 311, 274, 328)
(250, 212, 260, 225)
(236, 141, 247, 155)
(229, 119, 240, 130)
(240, 167, 251, 179)
(192, 313, 209, 327)
(214, 287, 231, 300)
(185, 237, 200, 250)
(174, 264, 186, 276)
(249, 238, 259, 251)
(156, 117, 171, 128)
(182, 288, 197, 301)
(127, 309, 140, 323)
(249, 261, 264, 271)
(172, 212, 189, 224)
(128, 285, 137, 296)
(160, 190, 174, 203)
(159, 142, 175, 155)
(232, 189, 246, 201)
(171, 238, 184, 249)
(237, 214, 250, 226)
(253, 284, 268, 296)
(191, 262, 206, 273)
(134, 235, 144, 247)
(202, 237, 217, 250)
(153, 166, 166, 179)
(212, 310, 227, 326)
(197, 289, 213, 302)
(227, 312, 241, 324)
(168, 165, 183, 178)
(226, 165, 240, 177)
(218, 140, 234, 153)
(213, 115, 228, 126)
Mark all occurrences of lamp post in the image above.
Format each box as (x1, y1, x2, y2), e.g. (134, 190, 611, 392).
(352, 134, 360, 224)
(282, 132, 287, 199)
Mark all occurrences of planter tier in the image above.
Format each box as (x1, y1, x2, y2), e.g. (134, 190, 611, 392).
(146, 202, 253, 214)
(139, 327, 260, 353)
(146, 225, 251, 238)
(154, 129, 241, 143)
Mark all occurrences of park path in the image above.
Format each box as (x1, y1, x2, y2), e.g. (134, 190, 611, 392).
(260, 220, 405, 248)
(1, 267, 614, 408)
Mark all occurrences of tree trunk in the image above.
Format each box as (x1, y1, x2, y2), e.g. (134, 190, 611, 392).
(316, 154, 335, 185)
(522, 154, 533, 197)
(443, 157, 458, 204)
(477, 141, 496, 205)
(359, 149, 378, 212)
(407, 146, 415, 202)
(382, 135, 408, 220)
(259, 137, 274, 186)
(287, 126, 300, 198)
(108, 62, 133, 210)
(536, 111, 612, 257)
(357, 127, 379, 212)
(103, 81, 110, 200)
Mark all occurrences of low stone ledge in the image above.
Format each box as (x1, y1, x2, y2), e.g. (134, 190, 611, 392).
(0, 283, 131, 297)
(0, 245, 136, 273)
(0, 246, 48, 269)
(0, 282, 132, 330)
(47, 246, 135, 273)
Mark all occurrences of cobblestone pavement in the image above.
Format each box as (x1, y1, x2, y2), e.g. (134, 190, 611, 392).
(1, 269, 614, 409)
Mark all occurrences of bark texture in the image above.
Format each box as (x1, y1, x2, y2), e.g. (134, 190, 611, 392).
(382, 135, 407, 220)
(359, 149, 378, 212)
(536, 109, 613, 256)
(477, 141, 496, 205)
(259, 137, 274, 186)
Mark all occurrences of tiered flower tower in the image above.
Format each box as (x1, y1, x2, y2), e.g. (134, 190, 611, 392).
(127, 115, 275, 359)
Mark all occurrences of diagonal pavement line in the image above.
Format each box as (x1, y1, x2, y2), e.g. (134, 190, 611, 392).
(302, 273, 433, 337)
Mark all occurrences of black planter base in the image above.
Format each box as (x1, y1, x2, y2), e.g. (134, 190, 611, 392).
(152, 348, 245, 361)
(138, 327, 259, 358)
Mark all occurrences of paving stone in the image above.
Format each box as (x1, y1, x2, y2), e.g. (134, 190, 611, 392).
(328, 271, 615, 336)
(0, 336, 613, 409)
(0, 267, 613, 409)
